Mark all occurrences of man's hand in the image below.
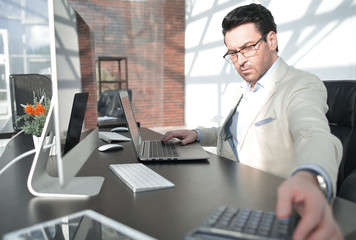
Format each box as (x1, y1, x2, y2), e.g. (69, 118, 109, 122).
(276, 171, 343, 240)
(161, 129, 197, 145)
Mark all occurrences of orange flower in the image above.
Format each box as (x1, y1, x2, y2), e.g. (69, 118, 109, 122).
(25, 104, 35, 115)
(34, 103, 46, 116)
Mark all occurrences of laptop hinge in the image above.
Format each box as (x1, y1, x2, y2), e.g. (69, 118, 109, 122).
(141, 141, 148, 157)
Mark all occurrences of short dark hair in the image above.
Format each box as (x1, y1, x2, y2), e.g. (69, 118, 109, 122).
(222, 4, 277, 44)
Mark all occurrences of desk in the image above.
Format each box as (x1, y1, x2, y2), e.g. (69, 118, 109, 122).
(1, 128, 356, 239)
(0, 117, 16, 139)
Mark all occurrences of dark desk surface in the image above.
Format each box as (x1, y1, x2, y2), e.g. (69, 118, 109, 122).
(1, 128, 356, 239)
(0, 117, 16, 139)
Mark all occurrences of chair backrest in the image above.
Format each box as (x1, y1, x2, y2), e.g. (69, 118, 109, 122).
(9, 74, 52, 131)
(324, 80, 356, 193)
(97, 89, 132, 117)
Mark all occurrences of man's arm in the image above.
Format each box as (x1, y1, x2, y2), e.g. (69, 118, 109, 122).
(287, 75, 342, 196)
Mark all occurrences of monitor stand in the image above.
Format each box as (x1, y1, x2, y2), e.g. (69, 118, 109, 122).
(27, 104, 104, 198)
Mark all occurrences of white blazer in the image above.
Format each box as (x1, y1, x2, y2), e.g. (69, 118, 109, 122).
(198, 58, 342, 193)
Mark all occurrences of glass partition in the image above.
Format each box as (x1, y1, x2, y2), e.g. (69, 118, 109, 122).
(0, 0, 50, 129)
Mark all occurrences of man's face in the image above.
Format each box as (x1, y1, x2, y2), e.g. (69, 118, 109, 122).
(225, 23, 278, 87)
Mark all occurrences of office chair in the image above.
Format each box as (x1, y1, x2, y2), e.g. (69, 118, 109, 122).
(324, 80, 356, 202)
(97, 89, 132, 117)
(97, 89, 134, 128)
(9, 74, 52, 131)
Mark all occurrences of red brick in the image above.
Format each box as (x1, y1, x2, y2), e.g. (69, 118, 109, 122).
(70, 0, 185, 128)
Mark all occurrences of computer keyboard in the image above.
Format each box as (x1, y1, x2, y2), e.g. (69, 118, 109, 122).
(149, 140, 179, 158)
(99, 131, 131, 143)
(110, 163, 175, 192)
(185, 206, 299, 240)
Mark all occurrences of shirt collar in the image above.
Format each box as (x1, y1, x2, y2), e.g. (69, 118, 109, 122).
(240, 57, 280, 92)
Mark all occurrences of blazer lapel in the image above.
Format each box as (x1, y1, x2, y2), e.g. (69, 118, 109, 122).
(238, 84, 276, 150)
(237, 60, 286, 151)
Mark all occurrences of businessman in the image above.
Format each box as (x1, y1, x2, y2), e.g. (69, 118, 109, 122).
(162, 4, 343, 240)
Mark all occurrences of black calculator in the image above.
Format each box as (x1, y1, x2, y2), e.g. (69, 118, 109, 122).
(185, 206, 299, 240)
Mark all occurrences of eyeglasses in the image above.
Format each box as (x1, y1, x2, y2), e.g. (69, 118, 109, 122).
(223, 33, 268, 63)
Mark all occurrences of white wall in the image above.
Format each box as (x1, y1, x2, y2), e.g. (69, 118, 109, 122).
(185, 0, 356, 128)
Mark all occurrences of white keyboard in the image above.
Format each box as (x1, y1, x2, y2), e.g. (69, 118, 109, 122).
(110, 163, 175, 192)
(99, 131, 131, 143)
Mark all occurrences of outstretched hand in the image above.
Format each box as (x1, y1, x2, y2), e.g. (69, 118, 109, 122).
(161, 129, 198, 145)
(276, 171, 343, 240)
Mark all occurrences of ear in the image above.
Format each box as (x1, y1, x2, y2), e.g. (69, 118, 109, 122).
(267, 31, 278, 51)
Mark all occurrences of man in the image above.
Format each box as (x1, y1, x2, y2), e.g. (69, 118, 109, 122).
(162, 4, 343, 240)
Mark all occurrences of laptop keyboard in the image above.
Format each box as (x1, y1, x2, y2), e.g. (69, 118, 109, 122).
(110, 163, 175, 192)
(185, 206, 299, 240)
(149, 140, 179, 158)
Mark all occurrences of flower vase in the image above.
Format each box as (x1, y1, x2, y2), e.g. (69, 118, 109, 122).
(32, 135, 56, 156)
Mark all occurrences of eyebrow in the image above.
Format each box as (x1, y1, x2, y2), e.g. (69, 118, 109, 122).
(228, 40, 255, 52)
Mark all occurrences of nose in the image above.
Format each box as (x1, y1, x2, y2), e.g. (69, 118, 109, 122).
(236, 52, 247, 66)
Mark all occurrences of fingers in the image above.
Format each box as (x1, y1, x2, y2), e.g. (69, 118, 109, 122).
(181, 130, 198, 145)
(308, 215, 343, 240)
(276, 177, 322, 231)
(276, 181, 293, 219)
(292, 198, 323, 240)
(161, 130, 183, 142)
(276, 172, 343, 240)
(161, 131, 175, 142)
(276, 182, 318, 240)
(161, 130, 197, 145)
(299, 203, 343, 240)
(293, 202, 342, 240)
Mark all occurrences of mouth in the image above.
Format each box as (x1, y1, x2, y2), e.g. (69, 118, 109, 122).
(240, 67, 252, 74)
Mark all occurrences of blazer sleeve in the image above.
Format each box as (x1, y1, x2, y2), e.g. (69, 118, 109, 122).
(197, 126, 222, 147)
(286, 72, 342, 194)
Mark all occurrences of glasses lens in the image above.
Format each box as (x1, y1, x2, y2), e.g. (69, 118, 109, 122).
(241, 46, 256, 58)
(224, 54, 232, 63)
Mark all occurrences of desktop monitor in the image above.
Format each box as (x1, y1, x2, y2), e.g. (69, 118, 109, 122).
(27, 0, 104, 198)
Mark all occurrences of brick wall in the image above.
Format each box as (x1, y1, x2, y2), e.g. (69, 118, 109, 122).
(76, 12, 98, 129)
(70, 0, 185, 128)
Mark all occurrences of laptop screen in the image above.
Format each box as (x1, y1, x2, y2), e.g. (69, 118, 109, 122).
(63, 92, 88, 155)
(119, 90, 143, 155)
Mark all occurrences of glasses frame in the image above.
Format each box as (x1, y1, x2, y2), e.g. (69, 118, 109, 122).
(223, 33, 268, 63)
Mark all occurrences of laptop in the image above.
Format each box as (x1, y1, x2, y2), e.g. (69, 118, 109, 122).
(118, 90, 209, 161)
(62, 92, 89, 155)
